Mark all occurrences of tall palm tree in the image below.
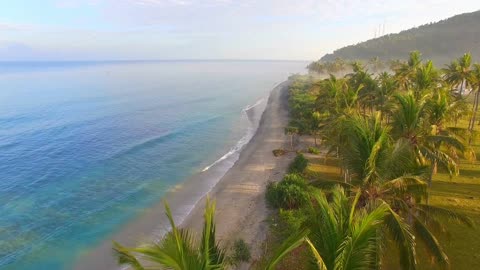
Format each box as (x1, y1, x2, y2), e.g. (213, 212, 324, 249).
(443, 53, 472, 96)
(391, 93, 468, 186)
(468, 64, 480, 134)
(395, 51, 423, 91)
(265, 186, 416, 270)
(315, 113, 472, 266)
(375, 72, 397, 122)
(368, 56, 384, 72)
(113, 198, 226, 270)
(411, 60, 441, 102)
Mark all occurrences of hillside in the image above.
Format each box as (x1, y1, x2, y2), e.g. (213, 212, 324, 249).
(321, 10, 480, 64)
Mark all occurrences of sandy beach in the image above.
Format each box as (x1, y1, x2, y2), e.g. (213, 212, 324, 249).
(181, 80, 293, 266)
(73, 81, 292, 270)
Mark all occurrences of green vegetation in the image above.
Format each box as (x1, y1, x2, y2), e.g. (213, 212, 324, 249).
(229, 239, 251, 266)
(262, 51, 480, 269)
(318, 10, 480, 65)
(307, 146, 320, 155)
(113, 198, 226, 270)
(112, 51, 480, 270)
(266, 174, 310, 209)
(266, 186, 416, 270)
(288, 153, 308, 174)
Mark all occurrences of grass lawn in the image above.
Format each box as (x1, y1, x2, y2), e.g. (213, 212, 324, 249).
(303, 143, 480, 269)
(254, 127, 480, 270)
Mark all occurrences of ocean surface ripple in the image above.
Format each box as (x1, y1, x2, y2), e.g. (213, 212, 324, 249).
(0, 60, 306, 269)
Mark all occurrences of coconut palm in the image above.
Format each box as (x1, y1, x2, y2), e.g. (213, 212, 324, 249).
(113, 198, 226, 270)
(375, 72, 397, 122)
(411, 60, 441, 101)
(265, 186, 416, 270)
(285, 126, 299, 150)
(395, 51, 423, 91)
(313, 113, 472, 267)
(346, 62, 378, 115)
(468, 64, 480, 133)
(368, 56, 384, 72)
(443, 53, 472, 96)
(391, 93, 469, 186)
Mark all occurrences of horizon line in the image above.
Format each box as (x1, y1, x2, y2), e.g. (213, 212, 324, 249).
(0, 59, 312, 63)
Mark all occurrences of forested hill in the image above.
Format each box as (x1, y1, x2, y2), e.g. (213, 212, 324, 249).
(321, 10, 480, 64)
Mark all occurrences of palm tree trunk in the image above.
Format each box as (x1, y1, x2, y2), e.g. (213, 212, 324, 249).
(474, 89, 480, 129)
(460, 79, 465, 96)
(469, 91, 478, 132)
(470, 89, 480, 144)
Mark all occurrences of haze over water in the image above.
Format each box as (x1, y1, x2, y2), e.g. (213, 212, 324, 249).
(0, 60, 306, 269)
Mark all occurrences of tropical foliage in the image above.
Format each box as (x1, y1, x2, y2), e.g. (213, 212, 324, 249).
(113, 198, 226, 270)
(267, 51, 477, 269)
(266, 186, 416, 270)
(318, 10, 480, 64)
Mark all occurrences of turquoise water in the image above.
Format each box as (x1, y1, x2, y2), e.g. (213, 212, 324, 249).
(0, 60, 306, 269)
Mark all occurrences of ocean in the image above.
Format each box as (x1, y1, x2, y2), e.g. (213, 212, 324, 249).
(0, 60, 306, 269)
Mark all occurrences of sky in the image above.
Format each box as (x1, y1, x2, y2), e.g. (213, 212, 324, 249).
(1, 0, 480, 61)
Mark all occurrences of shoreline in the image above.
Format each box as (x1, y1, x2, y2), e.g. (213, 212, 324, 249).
(73, 80, 292, 270)
(180, 80, 293, 266)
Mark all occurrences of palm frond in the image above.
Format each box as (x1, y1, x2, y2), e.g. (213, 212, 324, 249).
(264, 229, 309, 270)
(417, 204, 474, 227)
(112, 241, 145, 270)
(305, 238, 328, 270)
(412, 215, 449, 267)
(382, 205, 417, 270)
(382, 176, 427, 197)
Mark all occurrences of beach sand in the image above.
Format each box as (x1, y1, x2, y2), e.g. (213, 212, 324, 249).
(73, 81, 292, 270)
(181, 80, 293, 268)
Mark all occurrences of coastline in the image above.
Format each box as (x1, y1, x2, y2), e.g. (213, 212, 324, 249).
(180, 80, 293, 265)
(73, 80, 293, 270)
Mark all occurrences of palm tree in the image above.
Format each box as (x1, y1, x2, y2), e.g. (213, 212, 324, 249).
(391, 93, 468, 186)
(315, 113, 472, 266)
(468, 64, 480, 134)
(113, 198, 226, 270)
(375, 72, 397, 122)
(395, 51, 423, 91)
(411, 60, 441, 101)
(285, 126, 299, 150)
(368, 56, 384, 72)
(265, 186, 416, 270)
(346, 62, 378, 115)
(443, 53, 472, 96)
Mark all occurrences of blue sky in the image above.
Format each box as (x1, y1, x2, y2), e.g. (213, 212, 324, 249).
(1, 0, 480, 61)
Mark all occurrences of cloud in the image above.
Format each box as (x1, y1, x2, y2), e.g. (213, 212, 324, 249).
(3, 0, 480, 60)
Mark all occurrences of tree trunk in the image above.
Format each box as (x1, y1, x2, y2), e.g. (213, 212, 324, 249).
(474, 89, 480, 130)
(460, 79, 465, 96)
(428, 160, 437, 187)
(468, 91, 479, 144)
(469, 91, 478, 132)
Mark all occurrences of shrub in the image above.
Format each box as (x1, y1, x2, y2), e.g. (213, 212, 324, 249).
(230, 239, 251, 266)
(266, 174, 309, 209)
(288, 153, 308, 174)
(308, 146, 320, 155)
(282, 173, 308, 187)
(278, 208, 306, 233)
(272, 149, 286, 157)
